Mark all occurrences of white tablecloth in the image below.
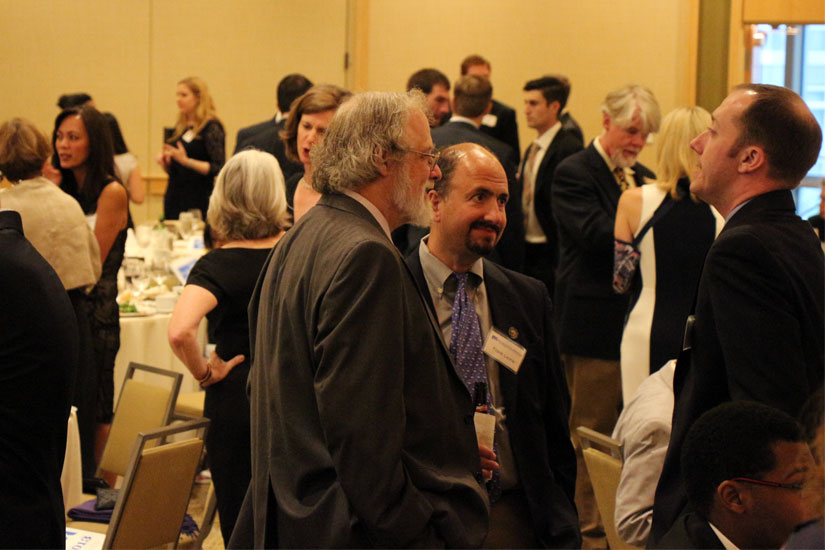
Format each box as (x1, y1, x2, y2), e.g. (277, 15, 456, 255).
(61, 407, 83, 511)
(114, 313, 206, 403)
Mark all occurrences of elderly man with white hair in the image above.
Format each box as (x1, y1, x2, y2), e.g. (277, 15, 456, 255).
(236, 90, 489, 549)
(551, 83, 661, 540)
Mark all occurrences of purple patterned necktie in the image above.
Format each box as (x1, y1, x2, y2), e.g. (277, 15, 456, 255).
(450, 272, 500, 499)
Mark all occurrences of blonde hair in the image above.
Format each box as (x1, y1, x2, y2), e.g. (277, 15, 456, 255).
(655, 106, 711, 199)
(0, 118, 51, 182)
(169, 76, 220, 142)
(207, 149, 289, 241)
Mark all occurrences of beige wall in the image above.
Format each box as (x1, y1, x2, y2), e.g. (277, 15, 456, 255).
(0, 0, 347, 222)
(1, 0, 696, 220)
(366, 0, 696, 169)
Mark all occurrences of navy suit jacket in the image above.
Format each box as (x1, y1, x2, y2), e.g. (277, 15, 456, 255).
(481, 99, 521, 162)
(432, 120, 524, 271)
(234, 117, 304, 182)
(551, 142, 654, 359)
(651, 190, 825, 544)
(407, 249, 581, 548)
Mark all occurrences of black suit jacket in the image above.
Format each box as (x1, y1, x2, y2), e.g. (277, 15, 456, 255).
(481, 99, 520, 161)
(560, 112, 584, 145)
(234, 117, 304, 182)
(407, 250, 581, 548)
(651, 190, 825, 544)
(519, 127, 584, 271)
(0, 211, 77, 548)
(551, 142, 654, 358)
(432, 120, 525, 271)
(652, 512, 724, 549)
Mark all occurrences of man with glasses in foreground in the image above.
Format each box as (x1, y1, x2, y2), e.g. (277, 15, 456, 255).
(654, 401, 818, 549)
(238, 90, 488, 548)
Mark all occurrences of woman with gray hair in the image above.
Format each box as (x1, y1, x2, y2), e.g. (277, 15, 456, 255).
(168, 149, 289, 542)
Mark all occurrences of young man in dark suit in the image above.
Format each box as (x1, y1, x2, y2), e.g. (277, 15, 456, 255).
(407, 143, 581, 548)
(431, 74, 523, 271)
(461, 54, 521, 161)
(519, 75, 583, 296)
(651, 83, 824, 545)
(234, 73, 312, 182)
(551, 83, 660, 539)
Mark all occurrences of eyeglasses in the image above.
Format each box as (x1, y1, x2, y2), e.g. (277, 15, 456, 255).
(397, 147, 441, 170)
(730, 477, 804, 491)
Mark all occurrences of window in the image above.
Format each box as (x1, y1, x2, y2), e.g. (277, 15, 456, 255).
(751, 24, 825, 218)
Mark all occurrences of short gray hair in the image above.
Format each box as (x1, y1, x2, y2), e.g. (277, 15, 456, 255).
(601, 84, 661, 134)
(311, 90, 428, 194)
(207, 149, 290, 240)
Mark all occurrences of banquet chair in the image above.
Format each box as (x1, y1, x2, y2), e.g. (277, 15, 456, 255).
(576, 426, 642, 550)
(68, 418, 209, 549)
(96, 362, 183, 480)
(171, 392, 219, 547)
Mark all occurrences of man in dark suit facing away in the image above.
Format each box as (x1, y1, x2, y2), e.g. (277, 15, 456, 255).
(650, 83, 824, 545)
(234, 73, 312, 182)
(431, 75, 524, 271)
(407, 143, 580, 548)
(461, 54, 521, 161)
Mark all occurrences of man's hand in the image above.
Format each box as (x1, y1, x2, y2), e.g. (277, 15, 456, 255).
(479, 444, 499, 482)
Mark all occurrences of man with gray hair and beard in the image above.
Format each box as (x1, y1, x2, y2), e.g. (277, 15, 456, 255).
(238, 91, 489, 548)
(551, 83, 660, 541)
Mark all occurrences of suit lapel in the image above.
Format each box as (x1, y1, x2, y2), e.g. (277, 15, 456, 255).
(586, 142, 622, 209)
(404, 247, 454, 362)
(482, 260, 520, 411)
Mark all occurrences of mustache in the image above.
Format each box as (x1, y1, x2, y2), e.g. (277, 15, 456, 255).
(470, 220, 502, 234)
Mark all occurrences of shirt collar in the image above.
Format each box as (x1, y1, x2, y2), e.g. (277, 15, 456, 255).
(534, 121, 562, 150)
(0, 210, 24, 234)
(276, 111, 286, 124)
(342, 189, 392, 240)
(708, 521, 740, 550)
(594, 135, 636, 178)
(449, 115, 480, 129)
(418, 237, 484, 298)
(725, 198, 752, 222)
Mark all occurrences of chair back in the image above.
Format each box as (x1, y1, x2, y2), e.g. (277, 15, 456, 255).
(576, 426, 642, 550)
(105, 418, 209, 549)
(98, 362, 182, 477)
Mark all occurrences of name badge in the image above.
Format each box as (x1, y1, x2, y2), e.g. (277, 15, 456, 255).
(483, 327, 526, 373)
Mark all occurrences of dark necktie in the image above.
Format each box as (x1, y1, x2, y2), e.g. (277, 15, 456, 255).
(613, 166, 629, 191)
(449, 272, 500, 499)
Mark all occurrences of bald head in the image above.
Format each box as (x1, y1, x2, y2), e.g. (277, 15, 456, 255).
(427, 143, 508, 271)
(732, 84, 822, 186)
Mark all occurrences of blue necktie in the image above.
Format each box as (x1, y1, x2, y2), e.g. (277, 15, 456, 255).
(450, 272, 500, 499)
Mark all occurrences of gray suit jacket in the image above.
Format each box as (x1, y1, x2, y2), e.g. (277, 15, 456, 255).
(243, 193, 489, 548)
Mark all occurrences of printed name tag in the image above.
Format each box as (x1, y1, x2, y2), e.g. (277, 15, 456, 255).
(483, 327, 526, 373)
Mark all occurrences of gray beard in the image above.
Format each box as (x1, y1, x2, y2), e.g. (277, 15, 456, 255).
(392, 170, 432, 228)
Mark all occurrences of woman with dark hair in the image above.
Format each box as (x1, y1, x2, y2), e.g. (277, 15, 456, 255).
(104, 112, 145, 204)
(54, 105, 128, 469)
(168, 149, 289, 542)
(0, 117, 101, 481)
(156, 76, 225, 220)
(280, 84, 350, 221)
